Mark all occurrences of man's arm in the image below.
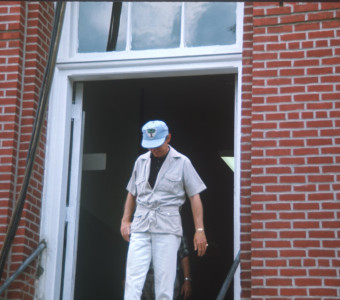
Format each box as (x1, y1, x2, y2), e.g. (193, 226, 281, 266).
(180, 256, 192, 299)
(120, 192, 136, 242)
(189, 193, 207, 257)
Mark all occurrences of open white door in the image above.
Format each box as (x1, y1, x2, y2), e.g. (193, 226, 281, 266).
(61, 83, 85, 299)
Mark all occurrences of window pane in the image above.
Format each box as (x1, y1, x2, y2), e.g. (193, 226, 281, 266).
(185, 3, 236, 47)
(131, 3, 181, 50)
(78, 2, 127, 53)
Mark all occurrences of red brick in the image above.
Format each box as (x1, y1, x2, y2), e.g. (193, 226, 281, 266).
(266, 260, 287, 267)
(310, 288, 338, 296)
(325, 279, 340, 286)
(294, 93, 320, 101)
(308, 84, 333, 92)
(308, 11, 334, 21)
(252, 288, 278, 296)
(322, 57, 340, 65)
(266, 222, 291, 229)
(301, 40, 313, 49)
(322, 164, 340, 172)
(322, 147, 340, 154)
(287, 41, 300, 50)
(310, 269, 337, 277)
(280, 51, 304, 59)
(307, 156, 333, 164)
(280, 14, 306, 24)
(280, 157, 305, 165)
(253, 52, 278, 61)
(293, 221, 319, 229)
(253, 16, 279, 26)
(266, 278, 292, 286)
(308, 174, 334, 182)
(266, 148, 292, 156)
(266, 6, 291, 15)
(307, 67, 333, 75)
(322, 221, 340, 228)
(303, 259, 316, 267)
(280, 288, 308, 296)
(252, 249, 278, 258)
(295, 278, 322, 286)
(293, 60, 319, 67)
(279, 121, 305, 129)
(294, 240, 320, 248)
(252, 212, 277, 220)
(280, 269, 306, 277)
(323, 20, 340, 29)
(280, 68, 305, 76)
(281, 32, 306, 41)
(266, 60, 292, 68)
(322, 93, 340, 100)
(266, 95, 292, 103)
(289, 259, 302, 267)
(307, 120, 333, 128)
(280, 249, 307, 259)
(293, 184, 316, 192)
(321, 2, 340, 9)
(315, 39, 329, 48)
(267, 78, 292, 86)
(295, 22, 320, 32)
(323, 240, 340, 248)
(309, 31, 335, 42)
(267, 25, 293, 35)
(279, 194, 305, 201)
(266, 167, 291, 174)
(308, 211, 334, 219)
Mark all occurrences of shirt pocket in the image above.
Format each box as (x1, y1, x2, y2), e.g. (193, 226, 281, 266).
(135, 177, 147, 195)
(159, 173, 183, 194)
(157, 209, 181, 233)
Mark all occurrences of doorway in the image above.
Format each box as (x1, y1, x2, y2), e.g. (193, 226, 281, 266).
(74, 74, 235, 299)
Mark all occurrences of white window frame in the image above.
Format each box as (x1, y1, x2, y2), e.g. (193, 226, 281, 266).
(37, 2, 243, 299)
(59, 2, 244, 63)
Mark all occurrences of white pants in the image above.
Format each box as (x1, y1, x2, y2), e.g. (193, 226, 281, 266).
(124, 232, 181, 300)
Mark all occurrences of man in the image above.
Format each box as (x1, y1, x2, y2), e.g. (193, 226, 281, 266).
(121, 120, 207, 300)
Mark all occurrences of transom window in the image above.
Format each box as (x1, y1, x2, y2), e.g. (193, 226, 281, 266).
(78, 2, 237, 53)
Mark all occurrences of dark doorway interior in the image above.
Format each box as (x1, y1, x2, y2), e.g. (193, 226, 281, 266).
(74, 74, 235, 300)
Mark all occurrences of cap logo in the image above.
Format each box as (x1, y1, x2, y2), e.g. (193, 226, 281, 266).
(147, 128, 156, 138)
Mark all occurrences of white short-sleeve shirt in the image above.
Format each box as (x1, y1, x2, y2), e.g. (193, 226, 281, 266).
(126, 146, 206, 236)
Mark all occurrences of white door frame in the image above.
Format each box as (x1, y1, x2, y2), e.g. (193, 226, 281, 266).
(37, 4, 243, 300)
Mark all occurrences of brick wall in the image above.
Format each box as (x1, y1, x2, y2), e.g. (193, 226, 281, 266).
(0, 1, 54, 299)
(240, 2, 254, 299)
(242, 2, 340, 299)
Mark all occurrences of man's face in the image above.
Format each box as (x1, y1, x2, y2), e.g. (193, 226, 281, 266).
(149, 134, 171, 157)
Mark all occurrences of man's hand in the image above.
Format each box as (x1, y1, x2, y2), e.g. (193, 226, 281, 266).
(120, 192, 136, 242)
(194, 230, 208, 257)
(189, 194, 207, 256)
(120, 220, 131, 242)
(181, 280, 192, 299)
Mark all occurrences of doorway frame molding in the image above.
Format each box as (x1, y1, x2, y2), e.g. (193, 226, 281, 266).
(37, 4, 243, 300)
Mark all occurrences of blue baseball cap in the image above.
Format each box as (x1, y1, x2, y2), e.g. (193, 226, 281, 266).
(141, 120, 169, 149)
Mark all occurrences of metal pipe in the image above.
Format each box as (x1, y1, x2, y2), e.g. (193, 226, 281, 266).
(106, 2, 122, 51)
(0, 240, 47, 295)
(216, 250, 240, 300)
(0, 2, 66, 280)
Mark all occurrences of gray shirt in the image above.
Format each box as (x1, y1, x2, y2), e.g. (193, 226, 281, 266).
(127, 146, 206, 236)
